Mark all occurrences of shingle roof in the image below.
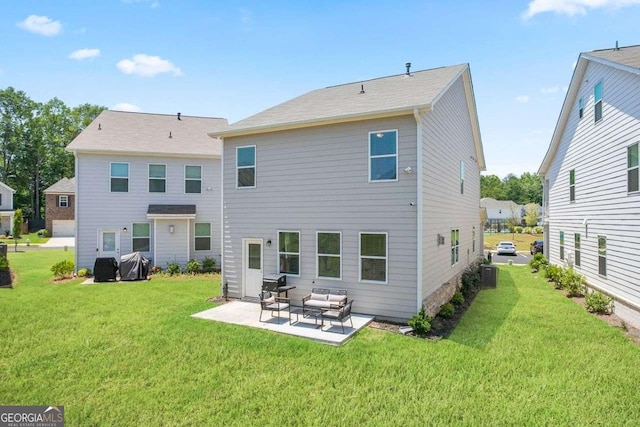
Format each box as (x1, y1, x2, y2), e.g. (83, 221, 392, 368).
(147, 204, 196, 215)
(212, 64, 468, 136)
(43, 177, 75, 194)
(586, 44, 640, 70)
(66, 111, 228, 157)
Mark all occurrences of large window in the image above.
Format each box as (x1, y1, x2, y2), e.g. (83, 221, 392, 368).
(360, 232, 387, 283)
(460, 161, 465, 194)
(559, 231, 565, 260)
(237, 146, 256, 188)
(317, 232, 341, 279)
(628, 143, 639, 193)
(369, 130, 397, 182)
(58, 195, 69, 208)
(149, 164, 166, 193)
(185, 165, 202, 193)
(569, 169, 575, 202)
(195, 223, 211, 251)
(132, 223, 150, 252)
(598, 235, 607, 276)
(574, 233, 581, 267)
(451, 229, 460, 266)
(278, 231, 300, 275)
(594, 81, 603, 122)
(110, 162, 129, 192)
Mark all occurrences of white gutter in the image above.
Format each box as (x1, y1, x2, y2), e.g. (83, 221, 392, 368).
(74, 153, 79, 274)
(413, 108, 424, 313)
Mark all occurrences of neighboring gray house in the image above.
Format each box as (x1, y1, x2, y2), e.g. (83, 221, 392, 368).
(480, 197, 523, 231)
(43, 177, 76, 237)
(210, 64, 486, 321)
(66, 110, 228, 271)
(0, 182, 15, 235)
(539, 45, 640, 328)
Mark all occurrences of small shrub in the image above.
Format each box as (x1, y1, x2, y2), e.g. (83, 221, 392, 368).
(534, 226, 543, 234)
(37, 229, 49, 237)
(202, 256, 217, 272)
(461, 265, 481, 297)
(186, 259, 202, 275)
(0, 256, 9, 271)
(529, 253, 548, 272)
(408, 308, 431, 336)
(77, 268, 91, 277)
(151, 265, 162, 274)
(166, 261, 181, 276)
(451, 291, 465, 306)
(514, 226, 523, 233)
(560, 269, 586, 297)
(438, 302, 455, 318)
(51, 259, 74, 279)
(545, 264, 562, 283)
(482, 257, 491, 265)
(523, 226, 532, 234)
(585, 291, 614, 314)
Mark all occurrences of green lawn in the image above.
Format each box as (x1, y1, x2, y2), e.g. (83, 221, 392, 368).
(0, 231, 50, 245)
(2, 252, 640, 425)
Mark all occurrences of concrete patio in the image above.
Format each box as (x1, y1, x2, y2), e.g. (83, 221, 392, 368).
(192, 300, 374, 345)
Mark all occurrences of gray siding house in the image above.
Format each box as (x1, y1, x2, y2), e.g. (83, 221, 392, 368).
(66, 111, 228, 271)
(539, 45, 640, 328)
(210, 64, 486, 321)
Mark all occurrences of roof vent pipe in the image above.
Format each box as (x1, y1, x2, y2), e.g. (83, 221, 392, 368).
(359, 84, 365, 94)
(405, 62, 411, 76)
(177, 112, 182, 120)
(615, 40, 619, 50)
(98, 123, 101, 130)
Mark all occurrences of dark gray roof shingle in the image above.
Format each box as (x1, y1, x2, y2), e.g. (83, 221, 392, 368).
(147, 204, 196, 215)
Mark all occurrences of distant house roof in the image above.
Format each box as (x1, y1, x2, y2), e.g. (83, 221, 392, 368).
(44, 177, 75, 194)
(66, 110, 228, 158)
(0, 182, 15, 194)
(539, 44, 640, 174)
(480, 198, 522, 211)
(209, 64, 485, 169)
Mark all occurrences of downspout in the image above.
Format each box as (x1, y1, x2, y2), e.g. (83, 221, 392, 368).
(413, 108, 423, 313)
(73, 152, 79, 274)
(219, 138, 225, 296)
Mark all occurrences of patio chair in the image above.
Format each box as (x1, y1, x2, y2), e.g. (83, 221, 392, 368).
(320, 300, 353, 334)
(259, 291, 290, 322)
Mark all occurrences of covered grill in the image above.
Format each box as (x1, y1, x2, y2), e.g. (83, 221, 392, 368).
(93, 257, 118, 282)
(119, 252, 150, 281)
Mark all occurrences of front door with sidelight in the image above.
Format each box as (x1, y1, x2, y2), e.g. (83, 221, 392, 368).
(243, 239, 263, 298)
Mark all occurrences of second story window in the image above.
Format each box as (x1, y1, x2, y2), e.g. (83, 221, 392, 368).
(460, 161, 465, 194)
(569, 169, 575, 202)
(185, 165, 201, 194)
(149, 164, 166, 193)
(578, 97, 584, 119)
(628, 143, 639, 193)
(237, 146, 256, 188)
(110, 162, 129, 193)
(594, 81, 603, 123)
(369, 130, 397, 182)
(58, 195, 69, 207)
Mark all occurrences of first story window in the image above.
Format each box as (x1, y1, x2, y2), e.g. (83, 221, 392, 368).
(317, 232, 341, 279)
(369, 130, 397, 182)
(598, 235, 607, 276)
(132, 223, 150, 252)
(574, 233, 581, 267)
(559, 231, 565, 260)
(360, 232, 387, 283)
(58, 195, 69, 207)
(279, 231, 300, 275)
(149, 164, 166, 193)
(110, 162, 129, 192)
(195, 223, 211, 251)
(237, 146, 256, 188)
(451, 229, 460, 266)
(628, 143, 639, 193)
(185, 165, 202, 193)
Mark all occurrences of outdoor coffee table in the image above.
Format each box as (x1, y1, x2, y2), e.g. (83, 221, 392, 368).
(289, 306, 323, 328)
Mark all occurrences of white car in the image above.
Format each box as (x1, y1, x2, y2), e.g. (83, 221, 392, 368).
(496, 241, 517, 255)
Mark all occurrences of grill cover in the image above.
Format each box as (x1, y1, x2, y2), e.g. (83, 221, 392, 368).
(119, 252, 150, 281)
(94, 257, 118, 282)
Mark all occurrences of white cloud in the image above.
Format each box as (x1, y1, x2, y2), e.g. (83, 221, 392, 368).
(112, 103, 142, 112)
(69, 49, 101, 60)
(523, 0, 640, 19)
(541, 86, 561, 95)
(17, 15, 62, 36)
(122, 0, 160, 8)
(516, 95, 530, 103)
(116, 54, 182, 77)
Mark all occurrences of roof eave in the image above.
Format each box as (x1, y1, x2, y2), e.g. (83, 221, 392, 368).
(65, 147, 220, 159)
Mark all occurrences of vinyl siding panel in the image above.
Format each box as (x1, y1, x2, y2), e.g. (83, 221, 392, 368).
(0, 186, 13, 210)
(222, 116, 418, 320)
(546, 61, 640, 313)
(75, 153, 221, 270)
(421, 77, 483, 300)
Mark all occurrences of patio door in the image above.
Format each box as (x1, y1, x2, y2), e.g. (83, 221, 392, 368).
(98, 230, 120, 259)
(243, 239, 263, 298)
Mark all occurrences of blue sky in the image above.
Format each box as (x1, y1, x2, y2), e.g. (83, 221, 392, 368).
(2, 0, 640, 178)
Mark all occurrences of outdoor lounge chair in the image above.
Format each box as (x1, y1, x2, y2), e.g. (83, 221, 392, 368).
(320, 300, 353, 334)
(259, 291, 290, 322)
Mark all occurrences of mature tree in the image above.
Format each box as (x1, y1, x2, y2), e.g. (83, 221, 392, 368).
(519, 172, 543, 205)
(0, 87, 35, 183)
(480, 174, 506, 200)
(524, 203, 540, 227)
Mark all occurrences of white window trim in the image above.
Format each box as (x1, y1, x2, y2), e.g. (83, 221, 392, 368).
(110, 162, 130, 193)
(132, 222, 151, 252)
(598, 235, 607, 277)
(574, 233, 581, 268)
(594, 80, 603, 123)
(59, 195, 69, 208)
(559, 231, 565, 261)
(236, 145, 257, 189)
(569, 169, 576, 202)
(194, 222, 212, 251)
(359, 232, 388, 284)
(451, 229, 460, 266)
(184, 165, 202, 194)
(628, 142, 639, 194)
(578, 97, 584, 119)
(316, 231, 342, 280)
(368, 130, 398, 183)
(148, 163, 167, 193)
(278, 230, 300, 277)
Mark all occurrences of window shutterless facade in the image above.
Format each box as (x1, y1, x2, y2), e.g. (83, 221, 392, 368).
(237, 146, 256, 188)
(559, 231, 565, 260)
(359, 232, 388, 283)
(628, 143, 639, 193)
(278, 231, 300, 275)
(149, 164, 166, 193)
(574, 233, 581, 267)
(594, 81, 603, 122)
(185, 165, 202, 193)
(451, 229, 460, 266)
(194, 223, 211, 251)
(110, 162, 129, 192)
(598, 235, 607, 276)
(132, 223, 150, 252)
(58, 195, 68, 207)
(569, 169, 575, 202)
(369, 130, 397, 182)
(317, 232, 341, 280)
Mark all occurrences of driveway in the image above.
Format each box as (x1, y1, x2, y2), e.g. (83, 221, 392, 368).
(486, 251, 531, 265)
(40, 237, 75, 248)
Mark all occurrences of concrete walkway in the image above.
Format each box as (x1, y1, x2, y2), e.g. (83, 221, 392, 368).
(192, 300, 374, 345)
(39, 237, 75, 248)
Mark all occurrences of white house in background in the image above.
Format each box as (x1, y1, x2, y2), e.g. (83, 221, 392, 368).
(480, 197, 523, 231)
(66, 110, 228, 271)
(0, 182, 15, 235)
(210, 63, 486, 321)
(538, 44, 640, 328)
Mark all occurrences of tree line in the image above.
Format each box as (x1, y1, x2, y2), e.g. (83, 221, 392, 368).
(0, 87, 104, 222)
(481, 172, 542, 205)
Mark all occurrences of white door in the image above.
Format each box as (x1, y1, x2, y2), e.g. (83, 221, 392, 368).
(243, 239, 263, 298)
(52, 220, 75, 237)
(98, 230, 120, 259)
